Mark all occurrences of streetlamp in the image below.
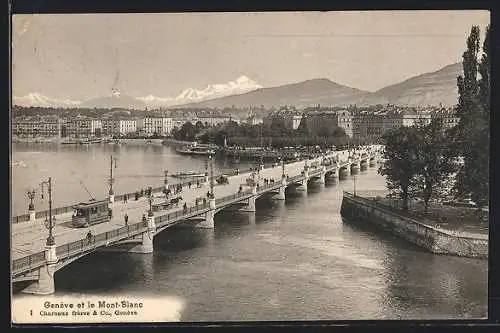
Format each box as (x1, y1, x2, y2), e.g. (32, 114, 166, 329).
(27, 189, 35, 211)
(353, 173, 357, 197)
(281, 155, 285, 179)
(147, 189, 154, 217)
(108, 155, 118, 197)
(40, 177, 54, 246)
(209, 151, 214, 199)
(260, 122, 264, 168)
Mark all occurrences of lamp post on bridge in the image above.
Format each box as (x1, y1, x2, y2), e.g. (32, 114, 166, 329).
(108, 155, 118, 203)
(353, 173, 357, 197)
(164, 170, 168, 190)
(147, 192, 154, 217)
(281, 157, 285, 179)
(209, 150, 214, 199)
(27, 189, 35, 211)
(40, 177, 54, 246)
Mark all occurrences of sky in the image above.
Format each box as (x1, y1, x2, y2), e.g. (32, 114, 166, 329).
(12, 11, 490, 100)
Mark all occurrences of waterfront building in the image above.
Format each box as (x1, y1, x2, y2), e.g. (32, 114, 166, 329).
(12, 115, 63, 138)
(66, 117, 102, 138)
(102, 119, 138, 136)
(143, 116, 173, 136)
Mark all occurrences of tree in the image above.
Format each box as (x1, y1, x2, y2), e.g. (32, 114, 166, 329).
(451, 25, 490, 208)
(296, 114, 309, 136)
(379, 126, 422, 211)
(195, 121, 205, 131)
(414, 119, 456, 213)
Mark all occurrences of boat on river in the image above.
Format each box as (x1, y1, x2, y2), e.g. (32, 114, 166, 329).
(170, 171, 206, 179)
(176, 146, 215, 156)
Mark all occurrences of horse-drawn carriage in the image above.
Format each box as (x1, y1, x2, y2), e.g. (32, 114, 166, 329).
(216, 175, 229, 185)
(151, 196, 183, 212)
(246, 177, 256, 187)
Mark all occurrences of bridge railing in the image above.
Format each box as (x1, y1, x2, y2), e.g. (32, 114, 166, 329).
(12, 251, 46, 276)
(215, 188, 254, 206)
(155, 202, 212, 226)
(54, 222, 148, 259)
(12, 214, 30, 224)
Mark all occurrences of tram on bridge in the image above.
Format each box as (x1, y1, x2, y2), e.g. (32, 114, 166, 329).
(71, 199, 112, 228)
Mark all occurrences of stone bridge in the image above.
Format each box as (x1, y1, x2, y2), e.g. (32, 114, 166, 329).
(11, 145, 383, 294)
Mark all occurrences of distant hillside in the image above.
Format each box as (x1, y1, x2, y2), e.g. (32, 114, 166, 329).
(181, 63, 462, 108)
(180, 78, 371, 109)
(81, 92, 147, 110)
(13, 63, 463, 110)
(372, 62, 462, 107)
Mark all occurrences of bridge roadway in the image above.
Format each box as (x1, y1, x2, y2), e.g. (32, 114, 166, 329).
(11, 147, 375, 262)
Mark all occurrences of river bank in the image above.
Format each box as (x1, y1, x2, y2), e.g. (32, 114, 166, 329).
(340, 192, 488, 259)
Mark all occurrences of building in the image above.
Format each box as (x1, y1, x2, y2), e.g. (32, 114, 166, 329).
(143, 116, 173, 136)
(352, 109, 434, 139)
(245, 115, 264, 126)
(304, 109, 353, 137)
(102, 119, 138, 136)
(12, 116, 63, 137)
(353, 113, 385, 137)
(65, 118, 102, 138)
(283, 113, 303, 130)
(431, 108, 460, 129)
(263, 107, 303, 130)
(195, 112, 232, 127)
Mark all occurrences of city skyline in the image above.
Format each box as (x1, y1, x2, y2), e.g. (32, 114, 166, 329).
(12, 11, 489, 103)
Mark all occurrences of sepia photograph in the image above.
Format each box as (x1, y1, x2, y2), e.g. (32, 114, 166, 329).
(10, 10, 490, 323)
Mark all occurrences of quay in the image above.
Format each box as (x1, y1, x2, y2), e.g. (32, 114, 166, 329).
(11, 145, 382, 295)
(340, 192, 488, 259)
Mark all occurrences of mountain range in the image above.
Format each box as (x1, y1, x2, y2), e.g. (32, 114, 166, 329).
(12, 63, 462, 109)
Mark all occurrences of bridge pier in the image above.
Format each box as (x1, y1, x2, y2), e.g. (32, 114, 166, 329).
(22, 245, 58, 295)
(298, 169, 309, 192)
(129, 215, 155, 254)
(240, 186, 257, 212)
(318, 166, 326, 184)
(197, 198, 216, 229)
(350, 161, 360, 174)
(274, 177, 287, 200)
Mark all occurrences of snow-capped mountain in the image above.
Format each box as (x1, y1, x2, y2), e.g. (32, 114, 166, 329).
(12, 92, 82, 108)
(137, 75, 262, 107)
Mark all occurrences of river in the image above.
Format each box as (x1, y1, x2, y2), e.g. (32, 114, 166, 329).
(11, 143, 487, 321)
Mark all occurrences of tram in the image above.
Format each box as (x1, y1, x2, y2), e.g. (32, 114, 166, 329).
(72, 199, 112, 228)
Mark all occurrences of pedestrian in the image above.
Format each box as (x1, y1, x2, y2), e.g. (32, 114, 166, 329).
(142, 214, 146, 223)
(196, 181, 199, 188)
(188, 182, 191, 189)
(86, 230, 93, 244)
(183, 202, 187, 211)
(124, 214, 129, 226)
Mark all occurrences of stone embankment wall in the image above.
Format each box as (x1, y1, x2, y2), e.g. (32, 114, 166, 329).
(340, 193, 488, 259)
